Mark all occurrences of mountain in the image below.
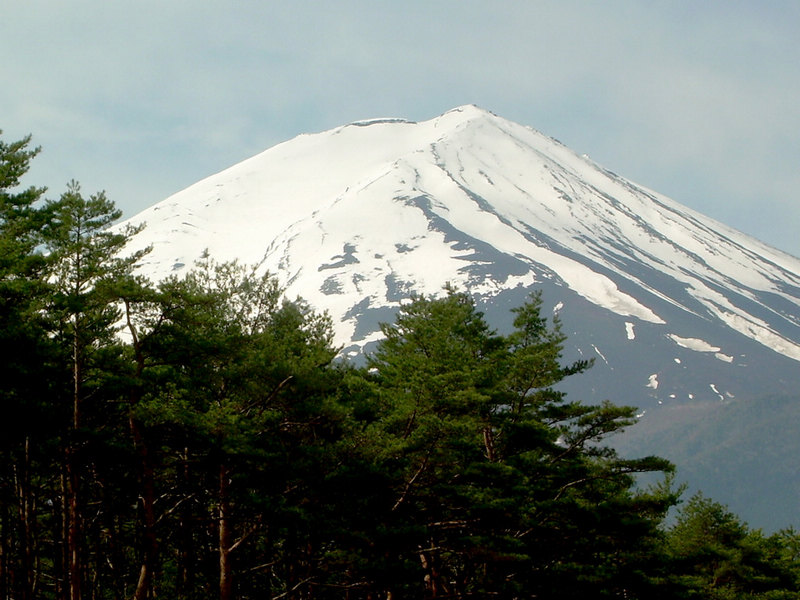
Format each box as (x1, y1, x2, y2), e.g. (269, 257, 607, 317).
(120, 105, 800, 530)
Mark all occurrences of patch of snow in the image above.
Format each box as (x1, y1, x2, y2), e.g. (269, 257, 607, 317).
(668, 334, 720, 353)
(625, 321, 635, 340)
(681, 280, 800, 361)
(646, 373, 659, 389)
(715, 352, 734, 363)
(714, 310, 800, 362)
(674, 357, 681, 364)
(592, 344, 610, 366)
(709, 384, 724, 401)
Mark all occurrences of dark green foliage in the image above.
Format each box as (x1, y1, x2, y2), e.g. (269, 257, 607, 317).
(664, 493, 800, 598)
(0, 132, 60, 600)
(102, 254, 359, 599)
(358, 288, 677, 598)
(0, 131, 48, 279)
(0, 131, 51, 438)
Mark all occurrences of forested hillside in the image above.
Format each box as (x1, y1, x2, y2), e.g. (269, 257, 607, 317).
(3, 131, 800, 599)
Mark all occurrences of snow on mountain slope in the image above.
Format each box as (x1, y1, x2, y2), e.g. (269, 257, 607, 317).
(121, 105, 800, 370)
(118, 106, 800, 532)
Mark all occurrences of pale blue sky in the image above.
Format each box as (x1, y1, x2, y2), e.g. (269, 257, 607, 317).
(3, 2, 799, 256)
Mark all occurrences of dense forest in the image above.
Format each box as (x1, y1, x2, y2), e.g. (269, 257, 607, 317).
(2, 130, 800, 599)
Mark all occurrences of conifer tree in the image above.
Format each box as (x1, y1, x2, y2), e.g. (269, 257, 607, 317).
(43, 181, 145, 600)
(362, 288, 677, 598)
(665, 493, 800, 598)
(0, 131, 53, 600)
(133, 257, 340, 599)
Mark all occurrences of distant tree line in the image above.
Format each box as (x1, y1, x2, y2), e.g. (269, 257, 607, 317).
(2, 130, 800, 599)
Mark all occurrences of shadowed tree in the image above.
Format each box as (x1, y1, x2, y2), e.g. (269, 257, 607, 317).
(665, 493, 800, 598)
(360, 288, 677, 598)
(43, 181, 145, 600)
(130, 257, 342, 599)
(0, 131, 54, 600)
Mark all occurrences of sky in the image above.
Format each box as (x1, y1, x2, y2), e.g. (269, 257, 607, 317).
(2, 2, 799, 257)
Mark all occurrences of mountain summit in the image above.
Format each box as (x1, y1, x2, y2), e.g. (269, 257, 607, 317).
(121, 105, 800, 529)
(123, 104, 800, 391)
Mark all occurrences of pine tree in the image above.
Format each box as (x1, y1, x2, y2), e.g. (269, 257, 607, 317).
(132, 257, 341, 599)
(43, 181, 145, 600)
(665, 493, 800, 598)
(0, 131, 57, 600)
(360, 288, 677, 598)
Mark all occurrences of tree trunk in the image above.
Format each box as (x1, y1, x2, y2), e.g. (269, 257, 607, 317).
(482, 426, 497, 462)
(100, 485, 124, 600)
(419, 545, 450, 598)
(219, 462, 233, 600)
(0, 481, 9, 600)
(130, 416, 157, 600)
(126, 306, 159, 600)
(15, 437, 36, 600)
(68, 322, 82, 600)
(57, 471, 68, 600)
(177, 449, 194, 599)
(66, 446, 81, 600)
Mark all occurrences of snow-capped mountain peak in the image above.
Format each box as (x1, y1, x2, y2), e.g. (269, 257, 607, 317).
(121, 106, 800, 407)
